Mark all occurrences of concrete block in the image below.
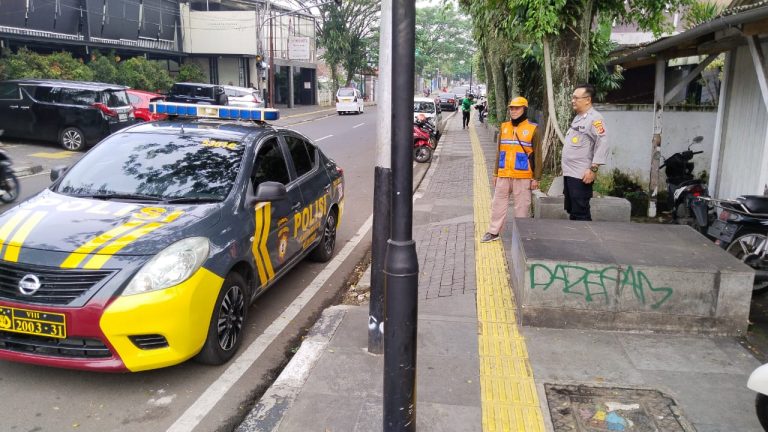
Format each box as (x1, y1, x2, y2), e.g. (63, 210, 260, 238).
(715, 270, 754, 323)
(533, 194, 631, 222)
(508, 219, 753, 335)
(546, 176, 565, 197)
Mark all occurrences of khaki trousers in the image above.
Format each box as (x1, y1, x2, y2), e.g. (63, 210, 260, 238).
(488, 177, 532, 235)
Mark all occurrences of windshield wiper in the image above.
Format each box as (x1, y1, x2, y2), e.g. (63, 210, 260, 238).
(163, 197, 222, 204)
(88, 193, 163, 202)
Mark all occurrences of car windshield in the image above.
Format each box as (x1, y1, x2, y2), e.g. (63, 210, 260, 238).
(103, 89, 130, 107)
(337, 88, 356, 97)
(55, 132, 245, 201)
(439, 93, 454, 98)
(414, 101, 435, 113)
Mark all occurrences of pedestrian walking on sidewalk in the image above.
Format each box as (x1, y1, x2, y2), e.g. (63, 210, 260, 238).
(562, 83, 609, 221)
(460, 94, 472, 129)
(481, 97, 542, 243)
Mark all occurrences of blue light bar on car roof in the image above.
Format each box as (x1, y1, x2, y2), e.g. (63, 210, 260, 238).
(149, 102, 280, 121)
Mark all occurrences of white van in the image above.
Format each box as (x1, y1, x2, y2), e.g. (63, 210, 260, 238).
(336, 87, 364, 115)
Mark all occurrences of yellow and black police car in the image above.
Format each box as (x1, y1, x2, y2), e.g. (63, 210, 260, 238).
(0, 102, 344, 372)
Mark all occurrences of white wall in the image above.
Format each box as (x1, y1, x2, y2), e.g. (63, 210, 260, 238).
(717, 44, 768, 199)
(597, 104, 717, 185)
(181, 6, 258, 55)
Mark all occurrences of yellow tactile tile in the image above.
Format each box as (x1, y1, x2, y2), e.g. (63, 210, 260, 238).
(470, 122, 546, 432)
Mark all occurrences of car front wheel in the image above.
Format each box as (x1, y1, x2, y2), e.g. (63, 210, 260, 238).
(309, 210, 338, 262)
(59, 126, 86, 151)
(196, 272, 249, 365)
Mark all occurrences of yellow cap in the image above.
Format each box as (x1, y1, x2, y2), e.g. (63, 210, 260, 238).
(508, 97, 528, 108)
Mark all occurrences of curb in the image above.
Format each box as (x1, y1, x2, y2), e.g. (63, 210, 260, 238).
(235, 305, 353, 432)
(13, 165, 44, 177)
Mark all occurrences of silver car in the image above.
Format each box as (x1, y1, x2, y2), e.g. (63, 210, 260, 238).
(223, 85, 265, 108)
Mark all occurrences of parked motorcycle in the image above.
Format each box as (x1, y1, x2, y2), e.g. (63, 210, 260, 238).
(0, 131, 20, 204)
(704, 195, 768, 293)
(413, 119, 438, 163)
(659, 135, 710, 233)
(748, 363, 768, 430)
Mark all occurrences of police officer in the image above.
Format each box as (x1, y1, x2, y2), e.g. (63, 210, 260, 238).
(562, 83, 609, 221)
(481, 96, 542, 243)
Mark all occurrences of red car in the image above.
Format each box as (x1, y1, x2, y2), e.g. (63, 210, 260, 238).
(126, 89, 167, 122)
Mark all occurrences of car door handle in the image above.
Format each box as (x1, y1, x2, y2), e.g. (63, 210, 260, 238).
(291, 202, 302, 211)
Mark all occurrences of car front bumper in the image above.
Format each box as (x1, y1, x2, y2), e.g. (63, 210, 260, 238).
(0, 267, 224, 372)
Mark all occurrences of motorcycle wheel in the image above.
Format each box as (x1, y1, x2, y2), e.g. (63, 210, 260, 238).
(756, 393, 768, 431)
(674, 202, 707, 234)
(413, 146, 433, 163)
(0, 171, 19, 203)
(726, 231, 768, 294)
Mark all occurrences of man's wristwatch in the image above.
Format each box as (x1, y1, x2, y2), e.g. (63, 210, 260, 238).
(590, 165, 599, 173)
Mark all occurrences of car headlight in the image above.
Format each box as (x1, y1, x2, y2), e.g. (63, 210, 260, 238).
(123, 237, 210, 296)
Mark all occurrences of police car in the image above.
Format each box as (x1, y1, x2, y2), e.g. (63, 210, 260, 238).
(0, 102, 344, 372)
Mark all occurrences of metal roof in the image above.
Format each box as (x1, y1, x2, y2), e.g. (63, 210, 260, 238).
(609, 3, 768, 67)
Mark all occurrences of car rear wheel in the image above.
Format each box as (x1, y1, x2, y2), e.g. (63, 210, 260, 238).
(309, 210, 338, 262)
(59, 127, 86, 151)
(196, 272, 249, 365)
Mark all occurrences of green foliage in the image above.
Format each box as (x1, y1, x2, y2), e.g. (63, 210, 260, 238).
(88, 50, 119, 84)
(415, 6, 473, 80)
(315, 0, 380, 87)
(176, 63, 207, 83)
(588, 18, 624, 101)
(608, 169, 649, 216)
(0, 48, 93, 81)
(116, 57, 174, 92)
(684, 1, 725, 29)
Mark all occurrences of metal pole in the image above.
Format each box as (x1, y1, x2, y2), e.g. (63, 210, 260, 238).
(269, 11, 276, 108)
(383, 0, 418, 429)
(369, 0, 392, 355)
(648, 57, 665, 218)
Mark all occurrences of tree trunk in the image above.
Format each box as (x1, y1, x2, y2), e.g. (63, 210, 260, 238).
(489, 48, 508, 123)
(542, 0, 593, 173)
(480, 46, 496, 121)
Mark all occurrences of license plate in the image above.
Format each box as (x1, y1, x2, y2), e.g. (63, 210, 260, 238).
(707, 220, 738, 243)
(0, 306, 66, 339)
(118, 113, 127, 121)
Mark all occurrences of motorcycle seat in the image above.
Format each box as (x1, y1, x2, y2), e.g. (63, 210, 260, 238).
(738, 195, 768, 214)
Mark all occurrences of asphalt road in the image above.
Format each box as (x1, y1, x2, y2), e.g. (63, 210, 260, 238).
(0, 108, 380, 432)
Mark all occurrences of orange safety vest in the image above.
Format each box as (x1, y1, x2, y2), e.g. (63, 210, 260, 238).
(497, 120, 537, 178)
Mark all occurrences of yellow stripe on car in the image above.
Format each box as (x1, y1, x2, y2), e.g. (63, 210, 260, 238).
(252, 203, 275, 286)
(3, 211, 47, 262)
(83, 222, 165, 269)
(60, 221, 146, 269)
(100, 267, 224, 372)
(0, 210, 30, 256)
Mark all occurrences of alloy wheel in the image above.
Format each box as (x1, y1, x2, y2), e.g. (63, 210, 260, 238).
(216, 284, 245, 351)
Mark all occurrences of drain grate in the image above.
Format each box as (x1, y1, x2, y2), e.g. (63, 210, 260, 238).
(545, 384, 694, 431)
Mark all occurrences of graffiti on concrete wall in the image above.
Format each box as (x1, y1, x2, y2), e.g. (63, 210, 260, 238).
(529, 263, 674, 309)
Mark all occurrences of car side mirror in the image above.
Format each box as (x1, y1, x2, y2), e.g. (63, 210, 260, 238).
(50, 165, 68, 182)
(249, 181, 287, 205)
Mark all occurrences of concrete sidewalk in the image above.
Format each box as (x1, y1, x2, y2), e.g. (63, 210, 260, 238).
(236, 112, 763, 431)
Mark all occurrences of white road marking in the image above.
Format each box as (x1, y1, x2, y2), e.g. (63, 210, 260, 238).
(166, 214, 374, 432)
(353, 123, 365, 128)
(315, 135, 333, 142)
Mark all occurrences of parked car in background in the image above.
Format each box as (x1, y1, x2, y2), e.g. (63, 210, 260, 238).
(451, 86, 469, 102)
(413, 96, 443, 133)
(223, 85, 264, 108)
(336, 87, 364, 115)
(0, 79, 135, 151)
(438, 92, 458, 111)
(127, 89, 167, 122)
(166, 82, 228, 106)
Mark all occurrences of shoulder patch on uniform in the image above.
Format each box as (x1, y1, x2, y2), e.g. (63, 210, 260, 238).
(593, 120, 606, 135)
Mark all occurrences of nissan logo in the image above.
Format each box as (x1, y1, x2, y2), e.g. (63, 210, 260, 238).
(18, 274, 41, 295)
